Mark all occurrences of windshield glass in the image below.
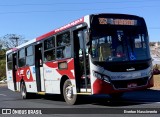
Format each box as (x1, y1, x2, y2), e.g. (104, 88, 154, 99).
(91, 27, 150, 62)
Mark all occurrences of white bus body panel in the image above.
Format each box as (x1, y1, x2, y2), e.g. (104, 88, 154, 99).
(43, 63, 61, 94)
(25, 81, 38, 93)
(7, 70, 15, 91)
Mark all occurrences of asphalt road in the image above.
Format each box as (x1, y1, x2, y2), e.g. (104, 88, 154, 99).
(0, 84, 160, 117)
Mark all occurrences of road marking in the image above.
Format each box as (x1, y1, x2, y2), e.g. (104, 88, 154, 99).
(119, 100, 160, 104)
(0, 94, 7, 96)
(139, 101, 160, 104)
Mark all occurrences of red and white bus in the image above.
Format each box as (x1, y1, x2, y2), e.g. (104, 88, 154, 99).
(6, 13, 153, 105)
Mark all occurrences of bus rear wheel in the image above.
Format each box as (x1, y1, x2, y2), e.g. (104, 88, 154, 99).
(20, 82, 29, 99)
(63, 79, 77, 105)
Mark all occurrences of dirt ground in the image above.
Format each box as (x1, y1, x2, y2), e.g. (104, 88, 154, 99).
(152, 75, 160, 90)
(0, 83, 7, 87)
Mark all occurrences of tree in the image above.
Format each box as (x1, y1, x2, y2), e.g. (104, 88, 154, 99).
(0, 59, 6, 80)
(0, 40, 3, 50)
(0, 49, 6, 80)
(149, 42, 155, 46)
(0, 34, 27, 80)
(0, 34, 27, 49)
(0, 49, 6, 59)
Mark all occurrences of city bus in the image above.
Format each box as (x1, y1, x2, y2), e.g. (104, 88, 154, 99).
(6, 13, 153, 105)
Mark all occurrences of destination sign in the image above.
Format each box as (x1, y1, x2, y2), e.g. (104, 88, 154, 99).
(98, 18, 137, 25)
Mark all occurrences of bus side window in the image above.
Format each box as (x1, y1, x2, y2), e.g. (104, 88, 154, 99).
(63, 45, 71, 58)
(44, 49, 55, 61)
(44, 36, 55, 62)
(26, 46, 34, 66)
(7, 54, 13, 70)
(18, 49, 25, 67)
(56, 31, 71, 59)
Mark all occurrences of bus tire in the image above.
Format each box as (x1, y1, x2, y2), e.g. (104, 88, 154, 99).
(63, 79, 77, 105)
(110, 93, 123, 99)
(20, 82, 29, 99)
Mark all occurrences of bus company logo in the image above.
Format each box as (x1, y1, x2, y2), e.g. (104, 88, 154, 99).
(26, 69, 31, 79)
(46, 69, 52, 73)
(126, 67, 135, 71)
(20, 70, 24, 75)
(55, 18, 83, 33)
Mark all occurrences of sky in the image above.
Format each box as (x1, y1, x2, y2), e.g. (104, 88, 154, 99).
(0, 0, 160, 42)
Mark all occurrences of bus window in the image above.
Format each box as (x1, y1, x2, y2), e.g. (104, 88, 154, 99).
(7, 54, 13, 70)
(92, 36, 112, 61)
(44, 49, 55, 61)
(26, 46, 34, 66)
(44, 37, 56, 62)
(56, 32, 70, 46)
(44, 37, 55, 50)
(133, 34, 148, 60)
(26, 56, 34, 66)
(26, 46, 33, 56)
(18, 49, 25, 67)
(56, 31, 71, 59)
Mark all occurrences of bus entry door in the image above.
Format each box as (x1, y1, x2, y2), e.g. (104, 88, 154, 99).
(12, 53, 17, 91)
(74, 29, 90, 93)
(35, 44, 45, 92)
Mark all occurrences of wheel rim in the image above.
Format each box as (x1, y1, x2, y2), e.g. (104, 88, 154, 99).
(21, 85, 26, 98)
(65, 85, 73, 100)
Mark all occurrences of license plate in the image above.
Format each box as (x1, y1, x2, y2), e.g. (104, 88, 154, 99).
(127, 83, 137, 88)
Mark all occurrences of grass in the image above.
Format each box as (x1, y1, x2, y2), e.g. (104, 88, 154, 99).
(152, 75, 160, 90)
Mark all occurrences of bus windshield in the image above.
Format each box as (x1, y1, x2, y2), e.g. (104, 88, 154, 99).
(91, 26, 150, 62)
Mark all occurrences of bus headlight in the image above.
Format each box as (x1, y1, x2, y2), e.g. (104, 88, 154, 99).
(93, 71, 110, 83)
(103, 76, 110, 83)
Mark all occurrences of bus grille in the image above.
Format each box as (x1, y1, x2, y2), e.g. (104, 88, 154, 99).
(111, 77, 148, 89)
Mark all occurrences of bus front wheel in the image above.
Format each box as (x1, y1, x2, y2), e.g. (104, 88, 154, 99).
(63, 79, 77, 105)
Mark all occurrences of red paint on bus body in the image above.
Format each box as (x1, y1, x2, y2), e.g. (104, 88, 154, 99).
(93, 76, 154, 94)
(45, 58, 75, 79)
(16, 66, 34, 82)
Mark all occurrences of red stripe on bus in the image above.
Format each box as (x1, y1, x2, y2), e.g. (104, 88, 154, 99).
(36, 17, 84, 41)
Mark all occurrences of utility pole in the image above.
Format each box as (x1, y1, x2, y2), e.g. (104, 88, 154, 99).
(2, 34, 25, 48)
(10, 36, 19, 47)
